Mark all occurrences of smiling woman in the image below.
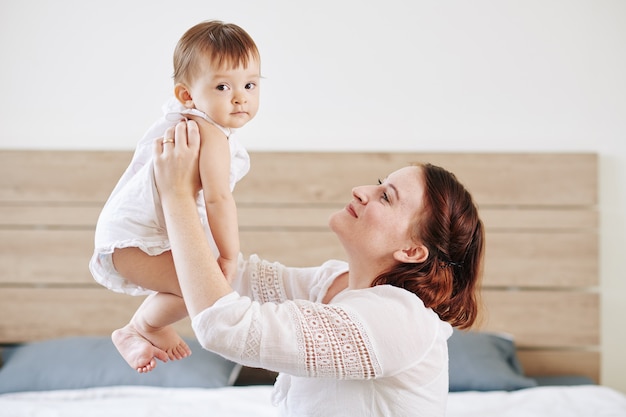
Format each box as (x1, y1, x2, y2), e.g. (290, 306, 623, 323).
(329, 166, 430, 284)
(144, 120, 485, 416)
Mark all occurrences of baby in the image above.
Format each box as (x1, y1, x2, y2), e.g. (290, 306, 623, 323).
(89, 20, 261, 372)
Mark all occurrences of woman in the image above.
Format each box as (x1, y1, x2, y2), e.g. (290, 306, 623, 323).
(152, 120, 484, 416)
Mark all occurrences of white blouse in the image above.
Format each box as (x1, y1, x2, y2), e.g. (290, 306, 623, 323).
(191, 254, 452, 417)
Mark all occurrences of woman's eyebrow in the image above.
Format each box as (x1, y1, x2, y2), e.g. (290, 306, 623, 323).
(387, 183, 400, 199)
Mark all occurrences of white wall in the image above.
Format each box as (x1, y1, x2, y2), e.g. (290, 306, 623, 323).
(1, 0, 625, 392)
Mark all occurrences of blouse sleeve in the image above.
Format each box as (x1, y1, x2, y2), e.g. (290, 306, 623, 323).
(191, 283, 444, 380)
(230, 254, 348, 304)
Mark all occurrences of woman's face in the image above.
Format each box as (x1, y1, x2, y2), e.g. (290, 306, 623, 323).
(329, 165, 426, 266)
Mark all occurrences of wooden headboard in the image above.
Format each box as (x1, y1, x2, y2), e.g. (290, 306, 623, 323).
(0, 150, 599, 382)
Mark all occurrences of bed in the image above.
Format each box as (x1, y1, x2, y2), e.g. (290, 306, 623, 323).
(1, 150, 624, 416)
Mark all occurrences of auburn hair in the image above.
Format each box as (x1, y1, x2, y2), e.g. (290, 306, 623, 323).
(371, 163, 484, 329)
(173, 20, 260, 84)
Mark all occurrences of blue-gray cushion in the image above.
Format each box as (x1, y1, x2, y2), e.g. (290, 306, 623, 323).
(448, 329, 538, 392)
(534, 375, 595, 386)
(0, 336, 240, 394)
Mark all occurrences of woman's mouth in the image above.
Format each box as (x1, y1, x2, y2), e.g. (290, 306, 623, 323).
(345, 203, 357, 218)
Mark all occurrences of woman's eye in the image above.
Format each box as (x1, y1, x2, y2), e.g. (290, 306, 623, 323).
(377, 179, 390, 202)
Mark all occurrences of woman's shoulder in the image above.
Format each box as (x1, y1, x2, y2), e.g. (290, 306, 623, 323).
(334, 285, 443, 323)
(337, 283, 422, 301)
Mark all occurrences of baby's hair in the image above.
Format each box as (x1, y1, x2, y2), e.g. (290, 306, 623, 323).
(173, 20, 260, 84)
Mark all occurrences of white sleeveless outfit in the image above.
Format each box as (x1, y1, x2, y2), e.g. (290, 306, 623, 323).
(88, 98, 250, 295)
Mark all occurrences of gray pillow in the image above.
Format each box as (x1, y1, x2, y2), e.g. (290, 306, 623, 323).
(0, 336, 241, 394)
(448, 329, 538, 392)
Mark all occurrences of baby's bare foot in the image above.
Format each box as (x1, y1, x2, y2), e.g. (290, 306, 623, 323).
(133, 321, 192, 362)
(112, 324, 169, 373)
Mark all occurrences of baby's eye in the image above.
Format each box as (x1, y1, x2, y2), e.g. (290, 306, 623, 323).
(216, 84, 230, 91)
(245, 82, 256, 90)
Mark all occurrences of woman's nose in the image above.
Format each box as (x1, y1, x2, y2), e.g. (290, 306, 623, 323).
(352, 186, 368, 203)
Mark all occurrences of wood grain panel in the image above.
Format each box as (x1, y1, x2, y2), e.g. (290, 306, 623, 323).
(235, 152, 597, 206)
(1, 151, 597, 206)
(0, 150, 130, 203)
(480, 290, 599, 347)
(0, 205, 101, 227)
(0, 205, 596, 231)
(238, 206, 598, 231)
(483, 232, 598, 287)
(240, 230, 344, 268)
(0, 226, 597, 288)
(0, 288, 193, 343)
(0, 229, 94, 284)
(480, 208, 597, 231)
(0, 150, 600, 381)
(518, 349, 600, 383)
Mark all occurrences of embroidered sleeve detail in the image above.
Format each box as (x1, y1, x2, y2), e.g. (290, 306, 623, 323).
(242, 308, 262, 361)
(249, 259, 287, 303)
(291, 301, 381, 380)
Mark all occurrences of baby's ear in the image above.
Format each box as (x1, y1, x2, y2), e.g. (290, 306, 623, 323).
(393, 244, 429, 264)
(174, 83, 194, 108)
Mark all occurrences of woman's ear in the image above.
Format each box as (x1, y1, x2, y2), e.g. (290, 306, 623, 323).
(393, 244, 429, 264)
(174, 83, 194, 109)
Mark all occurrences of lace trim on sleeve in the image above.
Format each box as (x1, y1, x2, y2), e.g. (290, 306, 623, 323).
(292, 301, 381, 380)
(242, 308, 262, 361)
(249, 258, 287, 303)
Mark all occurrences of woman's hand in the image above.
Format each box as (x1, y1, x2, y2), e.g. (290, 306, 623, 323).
(153, 120, 202, 199)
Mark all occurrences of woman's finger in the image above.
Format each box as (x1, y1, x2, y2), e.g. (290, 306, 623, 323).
(173, 121, 188, 148)
(162, 126, 176, 146)
(185, 120, 201, 152)
(154, 134, 163, 158)
(155, 126, 176, 157)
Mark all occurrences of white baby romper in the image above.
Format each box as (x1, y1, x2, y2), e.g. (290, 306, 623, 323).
(88, 97, 250, 295)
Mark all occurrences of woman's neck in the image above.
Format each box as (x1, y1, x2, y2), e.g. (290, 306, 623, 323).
(322, 272, 349, 304)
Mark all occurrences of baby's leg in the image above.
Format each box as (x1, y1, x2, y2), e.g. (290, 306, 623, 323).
(111, 247, 191, 371)
(112, 293, 191, 372)
(113, 247, 181, 294)
(131, 292, 191, 360)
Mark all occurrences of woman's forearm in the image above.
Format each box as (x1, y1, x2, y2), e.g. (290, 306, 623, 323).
(161, 186, 234, 318)
(154, 120, 234, 317)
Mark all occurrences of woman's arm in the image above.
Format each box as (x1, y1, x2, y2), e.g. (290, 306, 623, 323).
(153, 120, 233, 317)
(191, 285, 434, 379)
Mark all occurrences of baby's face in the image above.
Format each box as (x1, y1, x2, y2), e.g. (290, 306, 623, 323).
(187, 55, 261, 129)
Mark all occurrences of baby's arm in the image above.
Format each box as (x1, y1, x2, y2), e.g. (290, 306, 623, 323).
(193, 118, 240, 282)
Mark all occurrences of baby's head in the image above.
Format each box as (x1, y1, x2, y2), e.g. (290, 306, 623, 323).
(173, 20, 261, 129)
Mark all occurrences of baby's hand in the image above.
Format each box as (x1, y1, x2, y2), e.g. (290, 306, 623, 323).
(217, 256, 237, 283)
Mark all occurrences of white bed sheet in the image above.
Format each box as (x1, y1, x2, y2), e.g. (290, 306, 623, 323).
(0, 384, 625, 417)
